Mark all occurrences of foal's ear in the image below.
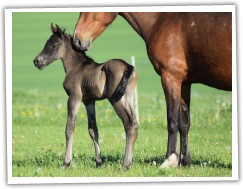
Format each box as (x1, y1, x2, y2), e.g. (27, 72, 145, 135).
(50, 23, 63, 39)
(51, 23, 57, 33)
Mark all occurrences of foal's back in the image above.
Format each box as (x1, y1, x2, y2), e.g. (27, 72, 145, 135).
(64, 57, 136, 104)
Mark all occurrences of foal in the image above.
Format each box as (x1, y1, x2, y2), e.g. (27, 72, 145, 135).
(33, 24, 138, 169)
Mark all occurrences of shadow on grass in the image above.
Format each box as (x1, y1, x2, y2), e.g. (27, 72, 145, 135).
(191, 159, 232, 169)
(13, 153, 63, 167)
(12, 152, 232, 170)
(98, 154, 232, 169)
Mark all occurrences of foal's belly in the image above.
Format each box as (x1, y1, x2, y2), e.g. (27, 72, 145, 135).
(81, 70, 107, 103)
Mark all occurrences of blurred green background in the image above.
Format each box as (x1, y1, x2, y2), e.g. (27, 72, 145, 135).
(13, 12, 160, 94)
(12, 12, 231, 96)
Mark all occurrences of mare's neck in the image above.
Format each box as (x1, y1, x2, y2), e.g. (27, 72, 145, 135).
(119, 12, 159, 42)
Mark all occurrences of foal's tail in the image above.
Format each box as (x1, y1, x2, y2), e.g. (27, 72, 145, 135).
(109, 64, 134, 104)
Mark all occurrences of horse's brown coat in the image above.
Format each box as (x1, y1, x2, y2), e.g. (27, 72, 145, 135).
(73, 12, 232, 168)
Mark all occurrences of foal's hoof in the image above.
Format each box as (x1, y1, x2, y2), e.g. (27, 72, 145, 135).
(61, 164, 69, 170)
(96, 161, 102, 168)
(61, 161, 71, 169)
(159, 153, 178, 169)
(122, 163, 132, 171)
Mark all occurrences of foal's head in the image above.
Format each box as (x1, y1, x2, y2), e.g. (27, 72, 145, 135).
(33, 24, 67, 70)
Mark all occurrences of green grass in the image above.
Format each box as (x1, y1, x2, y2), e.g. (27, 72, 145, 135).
(12, 12, 232, 177)
(12, 90, 232, 177)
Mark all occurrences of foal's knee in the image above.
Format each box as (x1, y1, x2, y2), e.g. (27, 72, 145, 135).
(65, 128, 74, 140)
(124, 117, 138, 135)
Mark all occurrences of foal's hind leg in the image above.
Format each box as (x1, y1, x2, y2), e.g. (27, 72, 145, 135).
(63, 95, 81, 167)
(85, 102, 102, 167)
(111, 96, 138, 170)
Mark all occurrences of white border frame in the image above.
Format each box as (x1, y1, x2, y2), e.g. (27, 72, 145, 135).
(5, 5, 237, 184)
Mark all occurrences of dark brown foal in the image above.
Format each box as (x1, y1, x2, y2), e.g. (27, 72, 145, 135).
(33, 24, 138, 169)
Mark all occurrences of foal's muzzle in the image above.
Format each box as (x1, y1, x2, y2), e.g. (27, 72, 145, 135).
(33, 57, 45, 70)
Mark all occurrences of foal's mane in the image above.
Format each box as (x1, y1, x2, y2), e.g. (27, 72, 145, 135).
(69, 36, 95, 63)
(59, 27, 94, 63)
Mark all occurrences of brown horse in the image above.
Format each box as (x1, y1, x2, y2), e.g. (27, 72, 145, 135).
(73, 12, 232, 168)
(33, 24, 138, 169)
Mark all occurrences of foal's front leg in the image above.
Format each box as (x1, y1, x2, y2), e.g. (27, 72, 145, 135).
(63, 95, 81, 167)
(85, 102, 102, 167)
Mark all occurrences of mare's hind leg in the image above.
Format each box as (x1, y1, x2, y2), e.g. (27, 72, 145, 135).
(111, 96, 138, 170)
(63, 95, 81, 167)
(85, 102, 102, 167)
(178, 84, 191, 166)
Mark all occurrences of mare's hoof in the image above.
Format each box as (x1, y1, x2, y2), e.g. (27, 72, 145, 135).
(179, 154, 191, 166)
(159, 153, 178, 169)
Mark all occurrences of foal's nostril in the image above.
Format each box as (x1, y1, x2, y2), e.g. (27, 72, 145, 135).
(33, 58, 40, 68)
(33, 58, 38, 64)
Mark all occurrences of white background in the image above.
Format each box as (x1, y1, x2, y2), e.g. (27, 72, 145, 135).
(1, 0, 242, 189)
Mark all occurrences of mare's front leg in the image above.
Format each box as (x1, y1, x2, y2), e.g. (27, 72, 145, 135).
(159, 74, 191, 168)
(63, 94, 81, 167)
(160, 72, 181, 169)
(85, 102, 102, 167)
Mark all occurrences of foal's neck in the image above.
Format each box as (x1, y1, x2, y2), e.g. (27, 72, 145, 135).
(61, 37, 89, 74)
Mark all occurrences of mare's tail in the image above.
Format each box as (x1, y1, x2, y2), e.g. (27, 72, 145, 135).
(109, 64, 134, 104)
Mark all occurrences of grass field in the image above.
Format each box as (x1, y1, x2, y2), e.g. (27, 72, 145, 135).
(11, 12, 232, 177)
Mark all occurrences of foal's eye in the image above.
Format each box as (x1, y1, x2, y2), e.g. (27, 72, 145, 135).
(52, 43, 58, 49)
